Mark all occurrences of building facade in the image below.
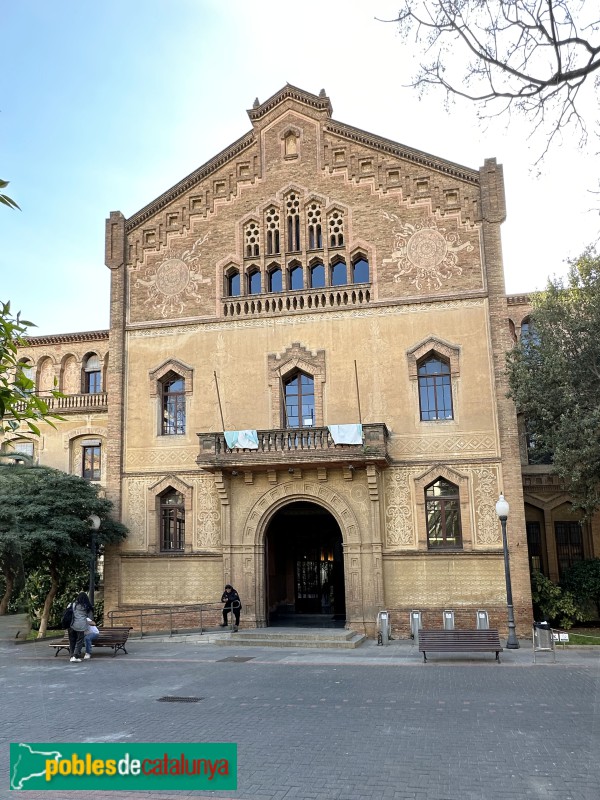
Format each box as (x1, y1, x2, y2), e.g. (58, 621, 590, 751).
(11, 85, 588, 637)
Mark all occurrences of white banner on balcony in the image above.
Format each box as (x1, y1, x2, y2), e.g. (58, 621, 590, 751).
(327, 424, 363, 445)
(224, 430, 259, 450)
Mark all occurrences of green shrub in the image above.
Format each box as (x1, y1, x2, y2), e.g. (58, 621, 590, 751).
(530, 571, 585, 629)
(562, 559, 600, 619)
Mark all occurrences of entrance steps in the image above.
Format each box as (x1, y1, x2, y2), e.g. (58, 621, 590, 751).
(214, 626, 367, 649)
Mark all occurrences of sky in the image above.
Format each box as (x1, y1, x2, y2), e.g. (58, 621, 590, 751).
(1, 1, 598, 336)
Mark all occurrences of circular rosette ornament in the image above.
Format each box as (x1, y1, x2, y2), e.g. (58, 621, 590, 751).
(406, 229, 448, 270)
(155, 259, 190, 296)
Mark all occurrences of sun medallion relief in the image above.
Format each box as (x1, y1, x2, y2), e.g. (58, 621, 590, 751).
(135, 232, 211, 317)
(382, 213, 473, 291)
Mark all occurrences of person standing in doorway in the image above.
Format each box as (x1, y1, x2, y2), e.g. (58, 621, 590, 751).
(68, 592, 94, 662)
(220, 584, 241, 631)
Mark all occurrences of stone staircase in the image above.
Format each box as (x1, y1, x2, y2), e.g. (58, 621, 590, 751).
(213, 626, 367, 649)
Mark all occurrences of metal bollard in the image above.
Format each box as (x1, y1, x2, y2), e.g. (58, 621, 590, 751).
(377, 610, 390, 646)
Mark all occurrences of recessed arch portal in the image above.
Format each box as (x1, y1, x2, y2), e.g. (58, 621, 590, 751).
(265, 501, 345, 626)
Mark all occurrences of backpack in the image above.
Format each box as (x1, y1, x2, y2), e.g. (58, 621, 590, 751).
(61, 603, 74, 629)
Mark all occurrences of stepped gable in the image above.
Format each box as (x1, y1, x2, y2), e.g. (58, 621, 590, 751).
(125, 84, 480, 234)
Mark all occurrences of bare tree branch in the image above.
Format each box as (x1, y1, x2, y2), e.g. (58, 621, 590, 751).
(385, 1, 600, 161)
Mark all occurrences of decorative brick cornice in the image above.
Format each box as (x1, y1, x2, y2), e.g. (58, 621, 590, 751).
(248, 84, 333, 121)
(125, 131, 255, 232)
(23, 330, 109, 346)
(324, 121, 480, 184)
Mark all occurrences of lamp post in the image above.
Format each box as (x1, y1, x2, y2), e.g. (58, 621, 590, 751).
(87, 514, 101, 608)
(495, 494, 520, 649)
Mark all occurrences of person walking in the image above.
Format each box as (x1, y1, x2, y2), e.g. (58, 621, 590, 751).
(68, 592, 94, 662)
(219, 584, 241, 631)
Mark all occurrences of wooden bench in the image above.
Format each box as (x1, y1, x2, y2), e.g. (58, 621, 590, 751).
(418, 629, 503, 663)
(49, 627, 132, 657)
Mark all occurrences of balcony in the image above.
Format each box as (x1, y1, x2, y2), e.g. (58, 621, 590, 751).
(222, 283, 371, 319)
(197, 423, 390, 472)
(11, 392, 108, 415)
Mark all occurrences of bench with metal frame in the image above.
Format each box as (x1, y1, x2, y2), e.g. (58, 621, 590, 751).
(49, 627, 132, 657)
(418, 628, 503, 663)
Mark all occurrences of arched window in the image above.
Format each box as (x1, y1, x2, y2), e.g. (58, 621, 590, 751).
(268, 265, 282, 293)
(82, 439, 102, 481)
(285, 192, 301, 252)
(248, 268, 261, 295)
(161, 374, 186, 435)
(244, 221, 260, 258)
(265, 207, 281, 255)
(418, 356, 453, 420)
(331, 258, 347, 286)
(283, 371, 315, 428)
(310, 261, 325, 289)
(425, 478, 462, 549)
(520, 316, 539, 347)
(328, 209, 344, 247)
(289, 262, 303, 291)
(160, 489, 185, 551)
(352, 256, 369, 283)
(307, 202, 322, 249)
(226, 269, 240, 297)
(83, 354, 102, 394)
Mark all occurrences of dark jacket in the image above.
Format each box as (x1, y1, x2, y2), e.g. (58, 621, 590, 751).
(221, 588, 241, 610)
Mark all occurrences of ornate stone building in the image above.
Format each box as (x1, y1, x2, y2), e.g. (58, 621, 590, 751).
(12, 85, 593, 637)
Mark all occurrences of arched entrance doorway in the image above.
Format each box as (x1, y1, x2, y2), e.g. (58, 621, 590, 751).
(265, 501, 346, 627)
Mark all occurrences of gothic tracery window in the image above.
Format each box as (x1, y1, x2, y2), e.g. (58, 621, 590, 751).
(265, 206, 281, 255)
(307, 202, 322, 250)
(285, 192, 301, 252)
(328, 209, 344, 247)
(244, 221, 260, 258)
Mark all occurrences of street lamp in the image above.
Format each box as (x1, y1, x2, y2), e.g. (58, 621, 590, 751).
(495, 494, 520, 649)
(87, 514, 101, 608)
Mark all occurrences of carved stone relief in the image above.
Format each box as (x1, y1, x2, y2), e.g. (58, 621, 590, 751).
(193, 476, 221, 550)
(38, 358, 55, 392)
(62, 356, 80, 394)
(125, 448, 198, 469)
(134, 232, 211, 317)
(242, 480, 361, 546)
(391, 434, 495, 458)
(125, 479, 150, 549)
(472, 467, 501, 545)
(382, 213, 473, 291)
(385, 469, 415, 548)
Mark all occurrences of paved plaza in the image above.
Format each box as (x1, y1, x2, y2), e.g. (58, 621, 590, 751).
(1, 620, 599, 800)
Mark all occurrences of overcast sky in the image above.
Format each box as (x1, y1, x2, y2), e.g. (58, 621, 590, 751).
(1, 1, 598, 336)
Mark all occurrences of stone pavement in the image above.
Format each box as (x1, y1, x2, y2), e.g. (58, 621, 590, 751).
(1, 621, 599, 800)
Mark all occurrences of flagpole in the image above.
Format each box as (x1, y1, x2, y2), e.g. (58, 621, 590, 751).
(214, 371, 226, 431)
(354, 360, 362, 424)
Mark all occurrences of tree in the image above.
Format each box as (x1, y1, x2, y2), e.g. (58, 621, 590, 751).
(562, 558, 600, 618)
(390, 1, 600, 159)
(0, 301, 62, 435)
(506, 248, 600, 515)
(0, 178, 19, 210)
(0, 464, 127, 634)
